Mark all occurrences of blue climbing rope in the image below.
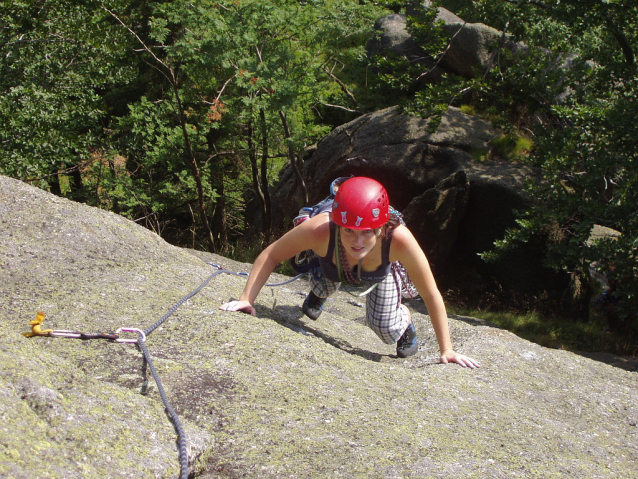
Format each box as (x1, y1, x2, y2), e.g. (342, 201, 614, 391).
(144, 269, 227, 336)
(138, 339, 189, 479)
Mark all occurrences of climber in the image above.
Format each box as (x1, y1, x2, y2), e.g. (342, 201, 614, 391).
(220, 177, 480, 368)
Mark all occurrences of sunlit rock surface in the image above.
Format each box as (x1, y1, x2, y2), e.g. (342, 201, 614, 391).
(1, 175, 636, 478)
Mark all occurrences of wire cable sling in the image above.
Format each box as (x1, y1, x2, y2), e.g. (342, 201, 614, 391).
(207, 263, 306, 287)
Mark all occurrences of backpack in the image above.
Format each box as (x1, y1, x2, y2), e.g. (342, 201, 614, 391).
(289, 177, 348, 274)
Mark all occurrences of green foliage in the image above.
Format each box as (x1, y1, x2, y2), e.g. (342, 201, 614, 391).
(443, 0, 638, 336)
(0, 1, 133, 188)
(447, 305, 636, 357)
(369, 1, 637, 340)
(365, 1, 454, 113)
(489, 132, 534, 160)
(1, 0, 387, 251)
(117, 0, 385, 247)
(520, 75, 638, 317)
(458, 104, 476, 115)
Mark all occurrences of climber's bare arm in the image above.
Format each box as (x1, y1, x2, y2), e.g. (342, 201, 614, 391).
(220, 214, 331, 315)
(390, 224, 480, 368)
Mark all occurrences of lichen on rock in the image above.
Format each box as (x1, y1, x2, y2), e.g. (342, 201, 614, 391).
(1, 175, 636, 478)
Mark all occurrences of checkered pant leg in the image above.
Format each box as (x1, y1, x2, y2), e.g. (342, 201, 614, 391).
(365, 272, 410, 344)
(309, 269, 341, 298)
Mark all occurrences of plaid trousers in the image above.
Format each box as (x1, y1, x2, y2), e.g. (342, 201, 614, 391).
(308, 266, 410, 344)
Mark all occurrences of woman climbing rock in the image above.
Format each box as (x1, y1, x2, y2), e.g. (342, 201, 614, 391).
(220, 176, 480, 368)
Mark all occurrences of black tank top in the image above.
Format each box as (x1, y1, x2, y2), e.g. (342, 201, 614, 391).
(318, 222, 394, 283)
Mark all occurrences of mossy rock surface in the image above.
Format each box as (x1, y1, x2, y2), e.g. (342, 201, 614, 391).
(1, 175, 636, 478)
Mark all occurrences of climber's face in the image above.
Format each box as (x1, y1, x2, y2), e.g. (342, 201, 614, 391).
(340, 227, 381, 261)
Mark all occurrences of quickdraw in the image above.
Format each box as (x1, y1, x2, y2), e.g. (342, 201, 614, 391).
(23, 315, 145, 343)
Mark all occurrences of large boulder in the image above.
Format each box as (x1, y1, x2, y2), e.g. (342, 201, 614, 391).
(439, 21, 519, 78)
(367, 14, 421, 59)
(371, 4, 525, 80)
(271, 106, 564, 299)
(1, 175, 637, 478)
(424, 0, 526, 79)
(366, 13, 450, 83)
(373, 2, 588, 92)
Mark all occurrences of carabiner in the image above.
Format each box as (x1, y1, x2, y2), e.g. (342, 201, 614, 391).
(114, 327, 146, 343)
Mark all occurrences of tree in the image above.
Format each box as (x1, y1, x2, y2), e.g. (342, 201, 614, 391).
(0, 0, 132, 198)
(106, 0, 383, 250)
(438, 0, 638, 332)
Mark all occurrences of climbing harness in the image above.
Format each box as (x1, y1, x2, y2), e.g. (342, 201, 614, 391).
(21, 262, 309, 479)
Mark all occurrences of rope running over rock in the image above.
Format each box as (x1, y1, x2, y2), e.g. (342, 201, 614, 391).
(138, 264, 307, 478)
(36, 263, 308, 479)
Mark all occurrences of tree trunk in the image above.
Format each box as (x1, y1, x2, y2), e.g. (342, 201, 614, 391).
(259, 108, 272, 237)
(565, 269, 592, 321)
(211, 167, 228, 251)
(247, 119, 267, 225)
(279, 110, 308, 205)
(174, 84, 216, 253)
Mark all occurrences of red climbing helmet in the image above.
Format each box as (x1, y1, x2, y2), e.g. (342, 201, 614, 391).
(332, 177, 390, 229)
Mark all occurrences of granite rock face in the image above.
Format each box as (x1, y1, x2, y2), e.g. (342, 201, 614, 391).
(1, 175, 636, 478)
